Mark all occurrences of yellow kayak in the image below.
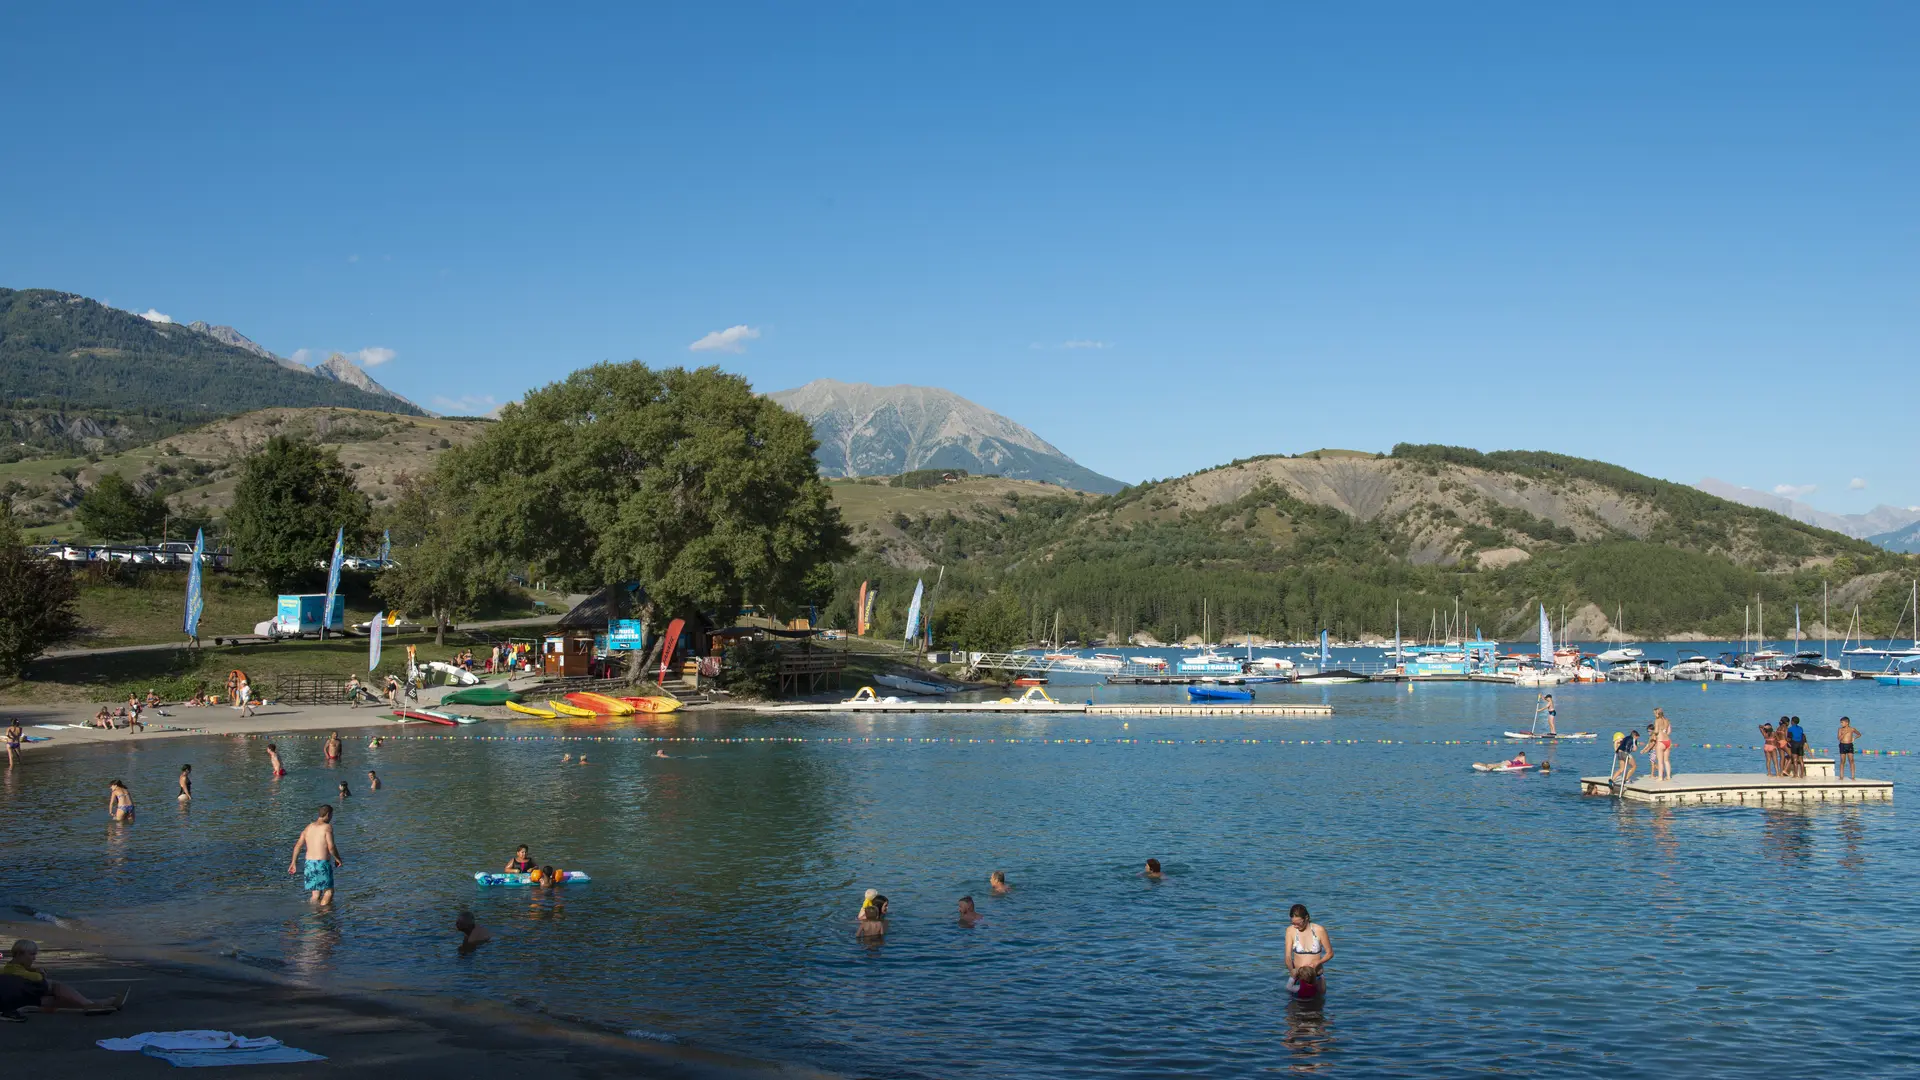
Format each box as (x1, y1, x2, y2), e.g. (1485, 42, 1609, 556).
(506, 701, 558, 719)
(566, 691, 636, 715)
(548, 699, 597, 718)
(621, 695, 684, 714)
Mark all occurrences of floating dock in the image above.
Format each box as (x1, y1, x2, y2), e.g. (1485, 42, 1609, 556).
(760, 701, 1332, 717)
(1580, 771, 1892, 805)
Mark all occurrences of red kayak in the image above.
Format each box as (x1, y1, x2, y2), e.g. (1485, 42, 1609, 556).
(392, 709, 456, 726)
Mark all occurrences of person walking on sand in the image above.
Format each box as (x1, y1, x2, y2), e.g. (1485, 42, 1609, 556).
(1838, 717, 1861, 780)
(266, 743, 286, 779)
(5, 719, 22, 767)
(237, 679, 258, 718)
(324, 731, 342, 764)
(177, 765, 192, 803)
(287, 805, 342, 905)
(107, 780, 134, 821)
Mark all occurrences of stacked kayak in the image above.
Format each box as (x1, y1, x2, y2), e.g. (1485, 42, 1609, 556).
(622, 695, 684, 714)
(548, 699, 597, 718)
(565, 692, 635, 715)
(440, 685, 523, 706)
(507, 701, 558, 719)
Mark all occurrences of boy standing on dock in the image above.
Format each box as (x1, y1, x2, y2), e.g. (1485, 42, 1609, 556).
(1837, 717, 1860, 780)
(1785, 717, 1808, 779)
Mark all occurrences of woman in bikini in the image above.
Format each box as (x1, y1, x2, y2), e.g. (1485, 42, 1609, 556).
(107, 779, 135, 821)
(1651, 708, 1673, 780)
(1759, 721, 1778, 777)
(1285, 903, 1333, 999)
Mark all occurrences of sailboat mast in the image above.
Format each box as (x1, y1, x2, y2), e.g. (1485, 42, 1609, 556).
(1823, 580, 1829, 660)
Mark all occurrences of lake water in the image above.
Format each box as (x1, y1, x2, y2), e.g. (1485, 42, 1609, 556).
(6, 674, 1918, 1077)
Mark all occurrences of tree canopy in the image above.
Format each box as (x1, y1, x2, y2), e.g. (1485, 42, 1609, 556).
(377, 473, 497, 644)
(441, 363, 851, 623)
(76, 471, 169, 542)
(0, 507, 81, 677)
(226, 436, 371, 592)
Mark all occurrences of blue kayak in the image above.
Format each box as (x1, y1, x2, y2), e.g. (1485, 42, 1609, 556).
(1187, 685, 1254, 702)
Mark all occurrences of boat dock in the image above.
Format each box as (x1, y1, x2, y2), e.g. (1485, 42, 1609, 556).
(1580, 770, 1892, 805)
(758, 701, 1332, 717)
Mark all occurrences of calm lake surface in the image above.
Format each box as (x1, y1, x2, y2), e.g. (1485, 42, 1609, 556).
(6, 672, 1918, 1077)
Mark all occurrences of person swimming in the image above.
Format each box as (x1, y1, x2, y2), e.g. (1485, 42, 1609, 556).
(505, 845, 534, 873)
(367, 770, 381, 791)
(1144, 858, 1163, 880)
(858, 895, 888, 938)
(957, 896, 981, 927)
(990, 870, 1010, 895)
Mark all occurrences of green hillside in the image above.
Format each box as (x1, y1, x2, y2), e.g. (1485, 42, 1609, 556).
(826, 446, 1916, 644)
(0, 288, 423, 458)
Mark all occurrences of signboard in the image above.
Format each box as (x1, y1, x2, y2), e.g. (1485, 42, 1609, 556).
(608, 619, 646, 651)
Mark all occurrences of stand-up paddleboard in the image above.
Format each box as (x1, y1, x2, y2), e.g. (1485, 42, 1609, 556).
(393, 709, 456, 726)
(1503, 731, 1597, 740)
(473, 870, 591, 886)
(1472, 762, 1537, 772)
(507, 701, 558, 719)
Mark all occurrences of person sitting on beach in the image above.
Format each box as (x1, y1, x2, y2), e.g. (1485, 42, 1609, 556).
(93, 707, 114, 730)
(0, 939, 128, 1020)
(144, 689, 162, 710)
(1285, 904, 1333, 998)
(957, 896, 982, 927)
(107, 779, 134, 821)
(184, 690, 208, 707)
(990, 870, 1010, 895)
(857, 895, 888, 938)
(505, 845, 534, 873)
(455, 911, 492, 953)
(1144, 858, 1163, 880)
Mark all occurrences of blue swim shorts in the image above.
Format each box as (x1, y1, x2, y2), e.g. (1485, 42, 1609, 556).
(303, 859, 335, 891)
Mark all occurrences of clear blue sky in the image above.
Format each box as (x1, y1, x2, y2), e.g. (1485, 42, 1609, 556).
(3, 4, 1914, 513)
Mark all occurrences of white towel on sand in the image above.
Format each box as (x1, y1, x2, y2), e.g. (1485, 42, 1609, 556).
(98, 1031, 282, 1052)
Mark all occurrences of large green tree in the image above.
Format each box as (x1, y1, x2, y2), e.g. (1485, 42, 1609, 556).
(226, 436, 371, 592)
(76, 471, 169, 542)
(377, 473, 497, 644)
(0, 508, 81, 677)
(442, 362, 852, 631)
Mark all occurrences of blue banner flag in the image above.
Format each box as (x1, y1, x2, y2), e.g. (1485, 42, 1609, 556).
(369, 612, 384, 672)
(183, 528, 205, 638)
(322, 528, 344, 637)
(904, 579, 925, 642)
(379, 528, 391, 565)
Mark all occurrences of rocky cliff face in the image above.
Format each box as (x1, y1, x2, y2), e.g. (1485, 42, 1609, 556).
(186, 321, 307, 371)
(766, 379, 1125, 493)
(311, 352, 425, 412)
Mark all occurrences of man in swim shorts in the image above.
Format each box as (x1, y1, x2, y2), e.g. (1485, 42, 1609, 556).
(287, 805, 342, 905)
(1785, 717, 1807, 779)
(1542, 694, 1557, 736)
(266, 743, 286, 778)
(1837, 716, 1860, 779)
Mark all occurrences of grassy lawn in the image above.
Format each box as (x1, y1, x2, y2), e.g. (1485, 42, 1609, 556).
(2, 634, 498, 705)
(62, 570, 558, 649)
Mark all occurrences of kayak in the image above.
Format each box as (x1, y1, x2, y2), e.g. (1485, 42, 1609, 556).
(441, 685, 523, 706)
(393, 709, 456, 726)
(548, 699, 597, 718)
(472, 870, 591, 886)
(621, 695, 685, 714)
(506, 701, 558, 719)
(565, 692, 635, 715)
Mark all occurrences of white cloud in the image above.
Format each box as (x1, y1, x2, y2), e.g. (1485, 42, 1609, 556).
(138, 308, 173, 324)
(354, 347, 396, 367)
(689, 325, 761, 353)
(1849, 477, 1867, 490)
(290, 348, 313, 365)
(1773, 484, 1817, 499)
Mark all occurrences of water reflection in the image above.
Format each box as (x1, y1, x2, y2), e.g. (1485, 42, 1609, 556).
(282, 910, 340, 980)
(1838, 809, 1866, 873)
(1282, 998, 1336, 1070)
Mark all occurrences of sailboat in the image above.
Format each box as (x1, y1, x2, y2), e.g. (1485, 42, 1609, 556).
(1869, 582, 1920, 686)
(1516, 605, 1565, 686)
(1298, 629, 1369, 683)
(1594, 604, 1643, 664)
(1849, 581, 1920, 659)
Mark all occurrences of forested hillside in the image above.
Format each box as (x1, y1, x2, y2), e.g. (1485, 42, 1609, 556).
(0, 289, 423, 458)
(826, 447, 1916, 646)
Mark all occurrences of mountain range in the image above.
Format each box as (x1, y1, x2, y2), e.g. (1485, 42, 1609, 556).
(0, 289, 424, 447)
(767, 379, 1125, 493)
(1694, 478, 1920, 541)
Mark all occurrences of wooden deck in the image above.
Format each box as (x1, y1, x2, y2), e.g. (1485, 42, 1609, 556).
(1580, 771, 1892, 805)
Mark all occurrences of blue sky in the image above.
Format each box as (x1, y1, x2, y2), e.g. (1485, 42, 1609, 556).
(3, 4, 1914, 512)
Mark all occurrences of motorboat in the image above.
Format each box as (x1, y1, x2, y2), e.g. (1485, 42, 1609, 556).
(1873, 657, 1920, 687)
(1670, 655, 1713, 680)
(1296, 669, 1369, 684)
(1605, 659, 1672, 682)
(1595, 646, 1644, 665)
(1780, 652, 1850, 681)
(1177, 651, 1245, 676)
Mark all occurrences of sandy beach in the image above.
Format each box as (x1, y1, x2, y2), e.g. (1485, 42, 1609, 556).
(0, 919, 835, 1078)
